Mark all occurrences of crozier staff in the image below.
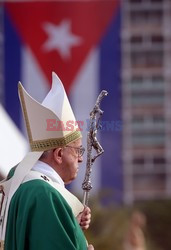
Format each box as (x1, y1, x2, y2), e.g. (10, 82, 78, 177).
(0, 72, 94, 250)
(82, 90, 108, 206)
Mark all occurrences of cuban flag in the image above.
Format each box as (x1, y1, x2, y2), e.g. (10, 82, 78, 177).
(3, 1, 122, 203)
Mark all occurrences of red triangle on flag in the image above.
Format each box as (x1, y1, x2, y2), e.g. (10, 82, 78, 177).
(5, 1, 119, 92)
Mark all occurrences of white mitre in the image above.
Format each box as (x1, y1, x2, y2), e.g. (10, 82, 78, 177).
(19, 71, 81, 151)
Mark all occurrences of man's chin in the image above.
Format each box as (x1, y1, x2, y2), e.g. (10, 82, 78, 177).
(65, 175, 77, 185)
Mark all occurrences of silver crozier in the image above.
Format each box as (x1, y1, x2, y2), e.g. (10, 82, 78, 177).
(82, 90, 108, 206)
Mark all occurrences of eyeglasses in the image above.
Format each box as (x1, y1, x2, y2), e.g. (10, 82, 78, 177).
(65, 145, 85, 157)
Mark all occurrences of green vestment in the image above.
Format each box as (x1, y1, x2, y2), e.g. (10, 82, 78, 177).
(4, 179, 87, 250)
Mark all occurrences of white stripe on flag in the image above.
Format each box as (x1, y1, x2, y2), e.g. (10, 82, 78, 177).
(22, 47, 49, 102)
(70, 49, 101, 195)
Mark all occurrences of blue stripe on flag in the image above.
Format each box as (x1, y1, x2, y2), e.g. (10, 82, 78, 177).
(4, 9, 21, 129)
(99, 7, 122, 203)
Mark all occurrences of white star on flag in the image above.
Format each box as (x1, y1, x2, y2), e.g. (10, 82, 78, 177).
(42, 19, 83, 60)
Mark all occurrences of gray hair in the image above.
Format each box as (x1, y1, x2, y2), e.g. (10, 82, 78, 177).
(39, 150, 53, 160)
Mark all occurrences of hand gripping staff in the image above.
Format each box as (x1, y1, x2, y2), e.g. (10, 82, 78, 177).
(82, 90, 108, 206)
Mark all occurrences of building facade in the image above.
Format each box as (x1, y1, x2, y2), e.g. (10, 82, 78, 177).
(122, 0, 171, 204)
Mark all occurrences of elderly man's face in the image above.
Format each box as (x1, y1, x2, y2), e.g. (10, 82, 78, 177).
(61, 138, 84, 184)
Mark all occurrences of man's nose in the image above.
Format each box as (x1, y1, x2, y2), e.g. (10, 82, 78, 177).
(78, 155, 83, 163)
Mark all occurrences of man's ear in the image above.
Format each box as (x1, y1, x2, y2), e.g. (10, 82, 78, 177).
(53, 148, 63, 164)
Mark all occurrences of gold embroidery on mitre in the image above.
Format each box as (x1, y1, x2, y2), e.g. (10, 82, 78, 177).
(30, 131, 82, 151)
(18, 83, 33, 142)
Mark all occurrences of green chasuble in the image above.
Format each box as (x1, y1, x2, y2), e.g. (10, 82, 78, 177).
(4, 179, 87, 250)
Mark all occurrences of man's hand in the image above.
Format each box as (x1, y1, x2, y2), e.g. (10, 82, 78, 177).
(77, 206, 91, 230)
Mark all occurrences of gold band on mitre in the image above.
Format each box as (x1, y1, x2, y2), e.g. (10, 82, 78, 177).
(30, 130, 82, 151)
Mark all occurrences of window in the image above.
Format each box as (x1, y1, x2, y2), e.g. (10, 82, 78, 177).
(132, 116, 144, 124)
(132, 157, 145, 172)
(130, 10, 163, 25)
(153, 115, 164, 123)
(129, 0, 142, 3)
(131, 92, 164, 105)
(152, 75, 164, 84)
(131, 115, 165, 132)
(131, 76, 143, 85)
(151, 35, 164, 44)
(151, 0, 164, 3)
(131, 50, 163, 68)
(130, 75, 164, 92)
(146, 51, 163, 67)
(130, 36, 143, 44)
(133, 157, 145, 165)
(153, 157, 166, 165)
(133, 173, 166, 190)
(132, 132, 165, 145)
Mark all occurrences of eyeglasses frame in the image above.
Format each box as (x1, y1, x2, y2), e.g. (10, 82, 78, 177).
(65, 145, 85, 157)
